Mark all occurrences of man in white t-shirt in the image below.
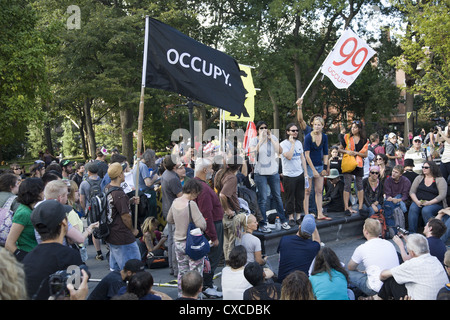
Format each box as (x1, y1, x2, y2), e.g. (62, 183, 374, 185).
(347, 218, 399, 297)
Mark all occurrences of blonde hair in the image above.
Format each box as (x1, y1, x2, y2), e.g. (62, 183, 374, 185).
(67, 180, 78, 206)
(44, 179, 68, 200)
(0, 247, 27, 300)
(141, 216, 158, 241)
(235, 214, 255, 239)
(364, 218, 382, 238)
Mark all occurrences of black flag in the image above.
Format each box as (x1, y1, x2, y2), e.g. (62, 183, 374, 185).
(142, 17, 247, 115)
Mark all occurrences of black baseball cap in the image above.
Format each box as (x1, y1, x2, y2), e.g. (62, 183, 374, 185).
(31, 200, 71, 233)
(60, 159, 74, 167)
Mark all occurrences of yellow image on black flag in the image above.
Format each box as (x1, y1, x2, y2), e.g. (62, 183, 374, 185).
(224, 64, 256, 122)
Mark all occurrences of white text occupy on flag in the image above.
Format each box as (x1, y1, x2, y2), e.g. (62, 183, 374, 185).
(166, 48, 232, 87)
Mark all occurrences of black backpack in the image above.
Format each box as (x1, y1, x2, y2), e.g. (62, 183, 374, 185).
(88, 182, 120, 240)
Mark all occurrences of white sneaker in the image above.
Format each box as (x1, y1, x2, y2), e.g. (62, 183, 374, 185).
(259, 225, 272, 233)
(281, 222, 291, 230)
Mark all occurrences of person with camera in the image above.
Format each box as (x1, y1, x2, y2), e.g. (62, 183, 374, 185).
(249, 121, 290, 232)
(378, 233, 448, 300)
(393, 218, 447, 264)
(22, 200, 85, 300)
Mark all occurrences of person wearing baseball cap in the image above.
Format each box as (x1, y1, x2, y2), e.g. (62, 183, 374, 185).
(22, 200, 85, 300)
(404, 135, 431, 174)
(60, 159, 75, 179)
(276, 214, 321, 284)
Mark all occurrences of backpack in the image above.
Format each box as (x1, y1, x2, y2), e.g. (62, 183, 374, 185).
(387, 206, 406, 238)
(371, 210, 389, 239)
(89, 185, 120, 240)
(0, 196, 17, 246)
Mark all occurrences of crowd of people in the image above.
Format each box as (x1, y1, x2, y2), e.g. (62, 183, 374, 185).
(0, 100, 449, 301)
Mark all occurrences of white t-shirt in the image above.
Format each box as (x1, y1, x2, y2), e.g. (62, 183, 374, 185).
(350, 238, 399, 292)
(221, 266, 252, 300)
(391, 253, 448, 300)
(280, 139, 305, 177)
(249, 135, 279, 175)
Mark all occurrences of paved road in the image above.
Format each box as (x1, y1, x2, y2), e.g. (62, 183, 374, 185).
(84, 234, 367, 300)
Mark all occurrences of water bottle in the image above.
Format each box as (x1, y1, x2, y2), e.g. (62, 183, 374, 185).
(275, 216, 281, 231)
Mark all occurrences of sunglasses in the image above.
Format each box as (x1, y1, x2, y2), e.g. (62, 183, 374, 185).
(376, 158, 383, 160)
(13, 168, 21, 170)
(290, 129, 299, 132)
(414, 140, 421, 143)
(259, 126, 267, 130)
(352, 120, 361, 125)
(422, 166, 430, 169)
(370, 171, 380, 175)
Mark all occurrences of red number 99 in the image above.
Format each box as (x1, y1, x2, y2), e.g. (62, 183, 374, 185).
(332, 37, 369, 76)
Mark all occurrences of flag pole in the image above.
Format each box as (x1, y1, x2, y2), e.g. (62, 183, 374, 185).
(299, 28, 346, 100)
(134, 16, 150, 230)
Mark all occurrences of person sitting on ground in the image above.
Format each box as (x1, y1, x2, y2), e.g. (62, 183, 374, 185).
(280, 270, 315, 300)
(277, 214, 321, 284)
(310, 247, 353, 300)
(235, 214, 270, 269)
(393, 218, 447, 264)
(347, 218, 399, 299)
(221, 245, 252, 300)
(22, 200, 85, 300)
(177, 270, 204, 300)
(121, 271, 161, 300)
(139, 216, 167, 267)
(88, 258, 145, 300)
(243, 261, 281, 300)
(379, 234, 448, 300)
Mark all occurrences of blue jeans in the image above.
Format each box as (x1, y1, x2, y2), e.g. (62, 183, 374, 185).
(439, 214, 450, 243)
(363, 203, 382, 217)
(254, 173, 286, 224)
(348, 270, 377, 297)
(108, 240, 141, 272)
(408, 202, 443, 233)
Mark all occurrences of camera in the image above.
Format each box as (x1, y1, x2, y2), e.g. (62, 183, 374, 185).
(49, 265, 90, 298)
(396, 226, 410, 236)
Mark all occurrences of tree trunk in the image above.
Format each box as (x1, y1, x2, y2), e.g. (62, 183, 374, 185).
(404, 74, 415, 146)
(120, 104, 134, 164)
(84, 98, 96, 158)
(267, 88, 279, 130)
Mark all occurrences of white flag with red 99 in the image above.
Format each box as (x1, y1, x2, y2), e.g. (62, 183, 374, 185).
(321, 29, 376, 89)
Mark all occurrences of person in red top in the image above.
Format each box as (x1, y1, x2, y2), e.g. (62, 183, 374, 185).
(194, 157, 224, 298)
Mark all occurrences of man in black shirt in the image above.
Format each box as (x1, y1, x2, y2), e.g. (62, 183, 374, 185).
(23, 200, 85, 300)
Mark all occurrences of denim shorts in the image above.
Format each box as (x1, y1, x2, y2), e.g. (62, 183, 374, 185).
(306, 164, 324, 179)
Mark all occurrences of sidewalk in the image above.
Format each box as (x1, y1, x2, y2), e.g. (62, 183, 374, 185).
(84, 234, 367, 300)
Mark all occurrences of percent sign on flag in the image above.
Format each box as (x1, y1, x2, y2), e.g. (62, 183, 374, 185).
(321, 29, 376, 89)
